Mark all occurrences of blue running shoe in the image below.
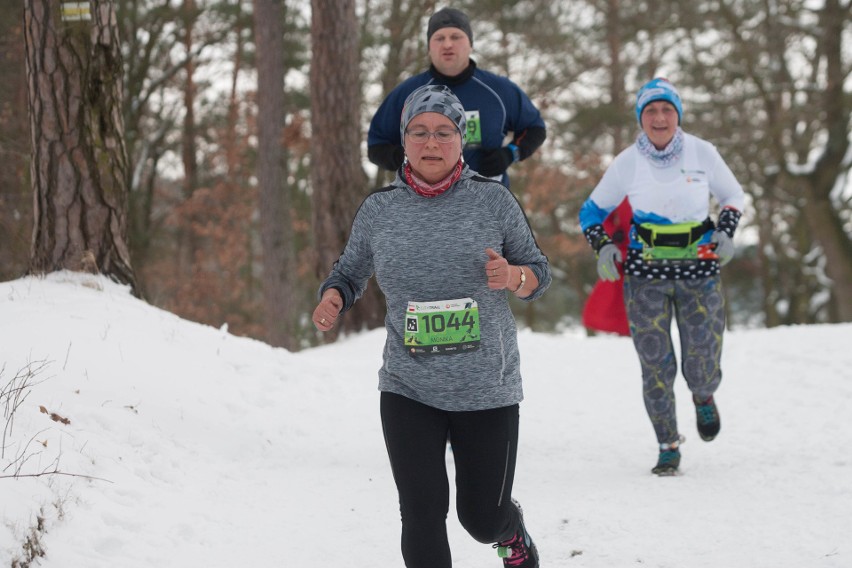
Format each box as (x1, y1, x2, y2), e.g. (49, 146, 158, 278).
(652, 437, 683, 476)
(694, 395, 721, 441)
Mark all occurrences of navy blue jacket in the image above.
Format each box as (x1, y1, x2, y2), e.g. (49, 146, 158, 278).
(368, 61, 546, 186)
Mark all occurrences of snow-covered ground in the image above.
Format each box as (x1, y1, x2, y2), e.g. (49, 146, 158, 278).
(1, 272, 849, 567)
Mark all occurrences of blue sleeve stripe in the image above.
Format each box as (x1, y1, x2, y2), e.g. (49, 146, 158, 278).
(579, 199, 613, 230)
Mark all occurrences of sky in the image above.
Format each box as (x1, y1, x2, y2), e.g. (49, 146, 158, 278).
(1, 272, 850, 567)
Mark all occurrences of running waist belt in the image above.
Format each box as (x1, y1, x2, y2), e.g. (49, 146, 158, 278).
(634, 218, 715, 248)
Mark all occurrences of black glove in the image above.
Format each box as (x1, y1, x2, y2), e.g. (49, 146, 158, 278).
(368, 144, 405, 172)
(477, 147, 514, 177)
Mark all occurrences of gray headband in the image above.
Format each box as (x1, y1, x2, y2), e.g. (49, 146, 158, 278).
(400, 84, 467, 146)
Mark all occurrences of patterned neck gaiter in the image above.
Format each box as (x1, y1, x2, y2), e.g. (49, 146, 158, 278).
(404, 159, 464, 197)
(636, 128, 684, 168)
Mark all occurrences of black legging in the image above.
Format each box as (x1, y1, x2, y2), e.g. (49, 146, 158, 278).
(380, 391, 521, 568)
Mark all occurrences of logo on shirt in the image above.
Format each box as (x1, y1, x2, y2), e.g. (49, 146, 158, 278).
(682, 168, 706, 183)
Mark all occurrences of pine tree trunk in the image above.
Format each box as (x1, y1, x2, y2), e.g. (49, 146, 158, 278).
(0, 5, 31, 281)
(254, 0, 297, 350)
(24, 0, 136, 291)
(310, 0, 384, 339)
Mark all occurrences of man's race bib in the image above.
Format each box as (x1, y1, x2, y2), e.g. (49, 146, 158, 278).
(404, 298, 481, 356)
(465, 110, 482, 147)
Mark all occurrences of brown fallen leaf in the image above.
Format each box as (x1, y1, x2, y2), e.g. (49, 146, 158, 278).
(39, 405, 71, 425)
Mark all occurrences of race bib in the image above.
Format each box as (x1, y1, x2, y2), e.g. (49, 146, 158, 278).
(465, 110, 482, 147)
(404, 298, 481, 356)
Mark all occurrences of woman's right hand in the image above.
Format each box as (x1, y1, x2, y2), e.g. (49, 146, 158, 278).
(313, 289, 343, 331)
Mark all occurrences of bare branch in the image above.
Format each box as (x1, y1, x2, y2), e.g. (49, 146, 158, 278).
(1, 359, 51, 459)
(0, 469, 113, 483)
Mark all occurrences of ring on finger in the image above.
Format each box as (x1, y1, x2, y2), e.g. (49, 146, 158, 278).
(320, 318, 327, 325)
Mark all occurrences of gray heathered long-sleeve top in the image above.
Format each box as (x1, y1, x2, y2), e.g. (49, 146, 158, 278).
(319, 166, 551, 412)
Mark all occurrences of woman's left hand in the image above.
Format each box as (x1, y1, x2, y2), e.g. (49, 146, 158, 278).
(312, 288, 343, 331)
(485, 248, 511, 290)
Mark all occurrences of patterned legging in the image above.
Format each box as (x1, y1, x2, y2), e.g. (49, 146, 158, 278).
(624, 275, 726, 444)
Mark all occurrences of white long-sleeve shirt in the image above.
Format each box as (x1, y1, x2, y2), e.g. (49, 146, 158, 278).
(579, 132, 745, 279)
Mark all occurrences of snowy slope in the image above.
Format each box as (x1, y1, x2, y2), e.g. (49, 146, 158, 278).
(1, 272, 849, 567)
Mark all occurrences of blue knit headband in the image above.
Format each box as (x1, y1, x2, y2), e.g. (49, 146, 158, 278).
(636, 78, 683, 125)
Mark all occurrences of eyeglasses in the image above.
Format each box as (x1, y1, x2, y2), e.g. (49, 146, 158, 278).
(405, 129, 459, 144)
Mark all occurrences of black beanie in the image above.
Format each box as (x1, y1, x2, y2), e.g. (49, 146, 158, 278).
(427, 8, 473, 46)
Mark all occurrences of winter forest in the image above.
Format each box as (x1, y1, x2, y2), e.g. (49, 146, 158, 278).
(0, 0, 850, 350)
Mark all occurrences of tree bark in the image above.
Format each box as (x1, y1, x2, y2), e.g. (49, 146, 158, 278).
(177, 0, 199, 290)
(310, 0, 383, 339)
(254, 0, 297, 350)
(25, 0, 136, 291)
(0, 4, 31, 281)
